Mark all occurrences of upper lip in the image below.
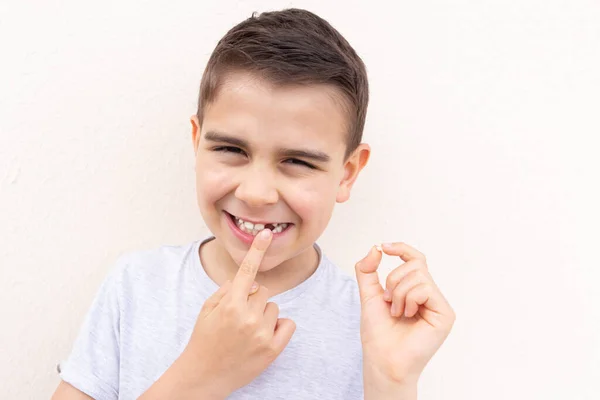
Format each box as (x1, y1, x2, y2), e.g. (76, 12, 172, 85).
(225, 211, 290, 225)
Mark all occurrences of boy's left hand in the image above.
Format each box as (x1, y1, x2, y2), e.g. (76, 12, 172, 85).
(355, 242, 456, 389)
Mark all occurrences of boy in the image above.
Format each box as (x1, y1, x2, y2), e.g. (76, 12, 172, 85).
(53, 8, 455, 400)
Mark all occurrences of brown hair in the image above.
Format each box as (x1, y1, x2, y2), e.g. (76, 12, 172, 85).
(196, 8, 369, 159)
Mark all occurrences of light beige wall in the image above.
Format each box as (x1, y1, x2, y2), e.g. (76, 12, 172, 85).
(1, 0, 598, 398)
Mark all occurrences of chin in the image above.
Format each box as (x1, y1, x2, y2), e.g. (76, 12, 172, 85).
(259, 255, 292, 272)
(230, 248, 288, 272)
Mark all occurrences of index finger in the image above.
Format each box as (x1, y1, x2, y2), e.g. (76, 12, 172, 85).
(231, 229, 273, 301)
(381, 242, 426, 262)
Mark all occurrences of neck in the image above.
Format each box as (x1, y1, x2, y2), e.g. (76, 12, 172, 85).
(199, 237, 320, 297)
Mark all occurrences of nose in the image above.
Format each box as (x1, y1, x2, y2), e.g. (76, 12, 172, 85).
(234, 167, 279, 207)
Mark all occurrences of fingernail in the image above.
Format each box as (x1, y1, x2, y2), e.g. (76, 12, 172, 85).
(250, 282, 259, 292)
(391, 303, 398, 316)
(382, 243, 392, 249)
(375, 245, 382, 252)
(259, 229, 272, 239)
(383, 289, 391, 301)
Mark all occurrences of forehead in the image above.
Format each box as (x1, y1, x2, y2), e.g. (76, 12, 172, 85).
(202, 72, 349, 156)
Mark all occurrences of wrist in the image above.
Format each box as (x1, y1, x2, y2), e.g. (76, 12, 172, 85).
(172, 349, 231, 399)
(363, 361, 419, 400)
(364, 381, 417, 400)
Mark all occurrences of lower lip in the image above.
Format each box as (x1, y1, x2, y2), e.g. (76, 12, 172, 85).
(224, 212, 293, 245)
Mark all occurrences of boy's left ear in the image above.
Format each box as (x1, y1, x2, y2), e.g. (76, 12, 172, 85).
(336, 143, 371, 203)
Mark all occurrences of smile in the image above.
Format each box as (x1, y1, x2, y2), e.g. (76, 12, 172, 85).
(225, 212, 293, 236)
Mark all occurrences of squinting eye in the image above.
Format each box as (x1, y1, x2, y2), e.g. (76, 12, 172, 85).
(284, 158, 316, 169)
(214, 146, 246, 156)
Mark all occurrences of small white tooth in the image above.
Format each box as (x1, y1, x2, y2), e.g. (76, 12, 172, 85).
(281, 223, 288, 229)
(244, 221, 254, 229)
(274, 226, 283, 233)
(254, 223, 265, 230)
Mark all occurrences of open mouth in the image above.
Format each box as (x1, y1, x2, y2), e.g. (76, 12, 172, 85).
(225, 211, 293, 236)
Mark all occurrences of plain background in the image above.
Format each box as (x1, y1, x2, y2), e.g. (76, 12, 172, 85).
(1, 0, 599, 398)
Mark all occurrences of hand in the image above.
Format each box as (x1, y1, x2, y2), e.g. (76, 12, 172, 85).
(169, 230, 296, 398)
(355, 242, 456, 389)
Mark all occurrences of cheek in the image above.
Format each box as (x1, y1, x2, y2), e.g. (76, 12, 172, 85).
(195, 157, 234, 205)
(285, 177, 338, 227)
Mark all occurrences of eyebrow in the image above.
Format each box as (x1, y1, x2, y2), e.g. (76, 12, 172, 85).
(204, 131, 248, 149)
(204, 130, 331, 163)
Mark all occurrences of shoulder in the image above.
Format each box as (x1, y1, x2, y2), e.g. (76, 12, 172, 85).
(317, 254, 362, 314)
(107, 240, 199, 295)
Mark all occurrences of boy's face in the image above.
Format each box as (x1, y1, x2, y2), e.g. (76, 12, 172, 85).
(192, 71, 369, 272)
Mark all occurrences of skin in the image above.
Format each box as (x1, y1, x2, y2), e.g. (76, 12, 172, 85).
(192, 71, 369, 297)
(52, 71, 455, 399)
(356, 243, 456, 399)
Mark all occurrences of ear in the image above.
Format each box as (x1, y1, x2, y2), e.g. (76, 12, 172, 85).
(336, 143, 371, 203)
(191, 115, 201, 155)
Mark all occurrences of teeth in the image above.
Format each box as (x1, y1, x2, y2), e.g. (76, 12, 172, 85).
(233, 215, 289, 236)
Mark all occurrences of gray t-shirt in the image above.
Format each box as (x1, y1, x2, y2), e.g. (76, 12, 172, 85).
(59, 238, 364, 399)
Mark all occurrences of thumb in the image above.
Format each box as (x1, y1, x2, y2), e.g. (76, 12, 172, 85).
(355, 246, 384, 304)
(271, 318, 296, 355)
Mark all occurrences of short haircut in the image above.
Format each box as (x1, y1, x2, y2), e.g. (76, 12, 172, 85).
(196, 8, 369, 159)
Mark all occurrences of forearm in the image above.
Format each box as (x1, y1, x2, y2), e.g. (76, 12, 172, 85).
(138, 354, 227, 400)
(364, 380, 417, 400)
(363, 365, 418, 400)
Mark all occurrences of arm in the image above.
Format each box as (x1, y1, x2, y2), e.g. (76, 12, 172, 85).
(356, 243, 456, 400)
(142, 230, 294, 399)
(365, 385, 417, 400)
(137, 352, 225, 400)
(363, 368, 418, 400)
(51, 382, 93, 400)
(50, 355, 225, 400)
(54, 257, 127, 400)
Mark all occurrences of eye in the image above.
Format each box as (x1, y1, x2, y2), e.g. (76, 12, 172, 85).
(284, 158, 316, 169)
(213, 146, 247, 156)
